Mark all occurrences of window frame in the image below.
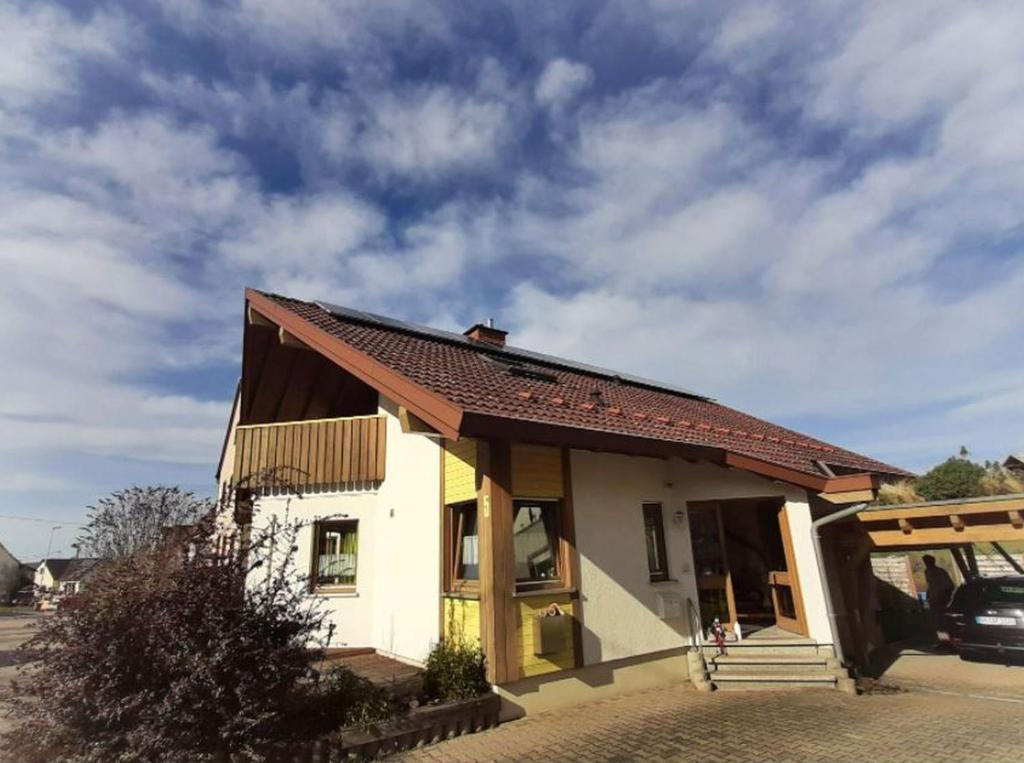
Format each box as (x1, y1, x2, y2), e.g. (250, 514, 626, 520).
(512, 498, 564, 593)
(642, 502, 670, 583)
(445, 500, 480, 595)
(310, 519, 359, 593)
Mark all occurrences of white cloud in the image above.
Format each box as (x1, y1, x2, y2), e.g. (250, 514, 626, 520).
(325, 80, 523, 182)
(0, 3, 133, 109)
(535, 58, 593, 109)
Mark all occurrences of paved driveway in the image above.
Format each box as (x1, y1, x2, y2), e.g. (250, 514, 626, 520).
(0, 613, 42, 737)
(396, 685, 1024, 763)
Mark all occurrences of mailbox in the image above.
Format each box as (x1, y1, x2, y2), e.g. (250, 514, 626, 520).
(532, 609, 572, 655)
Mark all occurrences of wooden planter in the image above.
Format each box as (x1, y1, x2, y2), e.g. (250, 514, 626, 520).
(218, 693, 501, 762)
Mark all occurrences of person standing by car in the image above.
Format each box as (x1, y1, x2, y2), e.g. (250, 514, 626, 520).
(923, 554, 955, 641)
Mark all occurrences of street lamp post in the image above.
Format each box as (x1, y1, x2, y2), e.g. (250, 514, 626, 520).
(45, 525, 62, 561)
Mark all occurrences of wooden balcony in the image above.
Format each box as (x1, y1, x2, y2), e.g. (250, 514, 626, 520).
(233, 415, 386, 494)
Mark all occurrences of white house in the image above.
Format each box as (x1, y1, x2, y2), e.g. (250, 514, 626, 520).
(35, 558, 101, 596)
(217, 288, 910, 714)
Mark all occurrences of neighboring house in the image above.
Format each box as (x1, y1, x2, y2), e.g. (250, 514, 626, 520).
(35, 557, 102, 596)
(0, 541, 21, 603)
(217, 289, 911, 711)
(1005, 453, 1024, 479)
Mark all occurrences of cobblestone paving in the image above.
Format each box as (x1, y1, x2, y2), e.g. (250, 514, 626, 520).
(395, 685, 1024, 763)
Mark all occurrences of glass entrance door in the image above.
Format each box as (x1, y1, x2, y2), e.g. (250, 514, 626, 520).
(687, 502, 736, 630)
(768, 504, 807, 635)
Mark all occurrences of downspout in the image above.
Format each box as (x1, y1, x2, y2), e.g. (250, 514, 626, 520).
(811, 502, 868, 667)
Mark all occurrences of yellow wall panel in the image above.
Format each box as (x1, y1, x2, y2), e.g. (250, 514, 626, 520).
(516, 593, 575, 678)
(443, 597, 481, 645)
(511, 444, 564, 498)
(444, 439, 477, 505)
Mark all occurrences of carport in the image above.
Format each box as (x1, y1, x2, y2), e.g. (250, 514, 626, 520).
(858, 493, 1024, 578)
(818, 493, 1024, 670)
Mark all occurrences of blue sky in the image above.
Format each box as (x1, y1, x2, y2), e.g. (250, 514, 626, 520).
(3, 0, 1023, 559)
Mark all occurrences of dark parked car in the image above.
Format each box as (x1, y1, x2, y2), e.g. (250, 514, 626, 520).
(940, 576, 1024, 661)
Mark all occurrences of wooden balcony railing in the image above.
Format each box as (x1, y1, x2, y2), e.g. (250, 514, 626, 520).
(233, 415, 386, 494)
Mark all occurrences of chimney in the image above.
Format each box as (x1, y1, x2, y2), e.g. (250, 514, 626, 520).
(463, 319, 507, 348)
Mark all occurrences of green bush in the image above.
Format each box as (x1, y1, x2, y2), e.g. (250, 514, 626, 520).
(916, 457, 986, 501)
(298, 668, 393, 732)
(422, 638, 490, 702)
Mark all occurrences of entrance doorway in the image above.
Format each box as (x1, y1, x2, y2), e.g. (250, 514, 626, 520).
(688, 498, 808, 636)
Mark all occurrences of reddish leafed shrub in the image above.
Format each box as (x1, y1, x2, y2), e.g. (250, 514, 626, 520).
(1, 518, 386, 763)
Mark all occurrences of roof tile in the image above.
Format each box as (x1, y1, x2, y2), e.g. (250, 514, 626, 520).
(260, 292, 909, 479)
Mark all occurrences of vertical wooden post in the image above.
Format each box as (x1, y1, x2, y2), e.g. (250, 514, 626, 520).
(561, 447, 584, 668)
(477, 439, 517, 684)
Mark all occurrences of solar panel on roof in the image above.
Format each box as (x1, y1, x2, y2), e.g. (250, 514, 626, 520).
(315, 299, 710, 402)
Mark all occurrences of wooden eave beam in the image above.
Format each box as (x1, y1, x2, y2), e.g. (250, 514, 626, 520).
(817, 488, 877, 505)
(399, 406, 440, 436)
(866, 524, 1024, 547)
(725, 453, 879, 494)
(245, 290, 463, 439)
(279, 326, 312, 350)
(247, 305, 276, 328)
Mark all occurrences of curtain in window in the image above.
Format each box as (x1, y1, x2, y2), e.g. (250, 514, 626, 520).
(317, 525, 357, 586)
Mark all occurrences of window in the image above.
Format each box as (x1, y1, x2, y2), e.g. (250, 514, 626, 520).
(513, 500, 561, 587)
(642, 503, 669, 582)
(448, 502, 479, 589)
(312, 521, 358, 590)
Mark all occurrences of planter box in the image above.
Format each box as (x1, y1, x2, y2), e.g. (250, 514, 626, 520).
(227, 693, 501, 762)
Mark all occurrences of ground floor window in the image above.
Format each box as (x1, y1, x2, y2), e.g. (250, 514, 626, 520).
(642, 502, 670, 582)
(513, 499, 561, 587)
(447, 501, 480, 590)
(312, 520, 358, 590)
(444, 497, 567, 594)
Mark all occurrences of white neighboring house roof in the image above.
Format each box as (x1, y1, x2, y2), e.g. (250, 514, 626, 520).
(39, 557, 102, 583)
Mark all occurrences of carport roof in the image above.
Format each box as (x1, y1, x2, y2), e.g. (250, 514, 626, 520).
(858, 493, 1024, 548)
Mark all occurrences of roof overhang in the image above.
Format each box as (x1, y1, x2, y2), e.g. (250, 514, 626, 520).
(724, 452, 880, 495)
(460, 412, 724, 464)
(246, 289, 464, 439)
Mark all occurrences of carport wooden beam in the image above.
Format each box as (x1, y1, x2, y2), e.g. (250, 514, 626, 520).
(858, 493, 1024, 548)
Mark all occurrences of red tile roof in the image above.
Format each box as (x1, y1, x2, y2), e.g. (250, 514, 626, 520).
(255, 291, 909, 482)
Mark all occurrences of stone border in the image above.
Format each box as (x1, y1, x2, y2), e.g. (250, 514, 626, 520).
(217, 694, 501, 762)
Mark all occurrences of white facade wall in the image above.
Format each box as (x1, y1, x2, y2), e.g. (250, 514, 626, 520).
(34, 563, 57, 591)
(784, 496, 832, 643)
(249, 397, 442, 664)
(570, 450, 829, 664)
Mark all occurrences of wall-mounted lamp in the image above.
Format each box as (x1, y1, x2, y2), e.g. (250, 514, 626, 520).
(673, 509, 687, 524)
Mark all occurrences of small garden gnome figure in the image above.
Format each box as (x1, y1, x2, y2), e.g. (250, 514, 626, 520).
(710, 617, 727, 656)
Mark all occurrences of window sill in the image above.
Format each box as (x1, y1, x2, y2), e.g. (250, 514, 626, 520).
(649, 578, 678, 585)
(513, 586, 577, 599)
(313, 587, 358, 598)
(443, 590, 480, 600)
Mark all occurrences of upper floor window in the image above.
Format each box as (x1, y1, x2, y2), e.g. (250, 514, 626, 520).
(643, 503, 669, 582)
(313, 520, 358, 590)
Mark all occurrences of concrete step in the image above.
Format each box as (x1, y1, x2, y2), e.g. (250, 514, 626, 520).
(712, 672, 838, 691)
(711, 654, 829, 667)
(710, 662, 832, 676)
(701, 642, 833, 658)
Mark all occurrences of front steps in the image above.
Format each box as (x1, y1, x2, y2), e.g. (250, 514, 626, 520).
(695, 640, 853, 692)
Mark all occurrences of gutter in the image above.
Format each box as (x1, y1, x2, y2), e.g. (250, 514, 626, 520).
(811, 501, 869, 667)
